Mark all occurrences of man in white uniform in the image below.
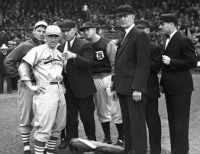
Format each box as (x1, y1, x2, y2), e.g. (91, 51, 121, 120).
(18, 25, 66, 154)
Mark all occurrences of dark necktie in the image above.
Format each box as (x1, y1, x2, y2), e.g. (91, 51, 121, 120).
(68, 41, 71, 51)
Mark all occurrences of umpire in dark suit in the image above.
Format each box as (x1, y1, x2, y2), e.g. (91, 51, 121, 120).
(57, 20, 96, 149)
(136, 20, 162, 154)
(159, 13, 197, 154)
(113, 5, 151, 154)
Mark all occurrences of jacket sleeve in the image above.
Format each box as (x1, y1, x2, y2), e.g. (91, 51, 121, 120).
(150, 43, 162, 74)
(106, 40, 117, 75)
(73, 43, 94, 69)
(169, 37, 197, 70)
(131, 31, 151, 92)
(4, 45, 24, 77)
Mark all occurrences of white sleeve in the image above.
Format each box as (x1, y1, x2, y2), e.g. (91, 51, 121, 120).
(22, 47, 39, 67)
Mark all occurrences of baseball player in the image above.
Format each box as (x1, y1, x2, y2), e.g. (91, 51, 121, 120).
(80, 21, 123, 146)
(18, 25, 66, 154)
(4, 21, 47, 154)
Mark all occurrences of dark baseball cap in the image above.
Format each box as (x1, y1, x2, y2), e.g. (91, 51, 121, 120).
(159, 13, 178, 24)
(135, 19, 150, 29)
(115, 4, 135, 16)
(79, 21, 100, 31)
(59, 19, 76, 31)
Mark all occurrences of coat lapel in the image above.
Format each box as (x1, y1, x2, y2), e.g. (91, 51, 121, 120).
(165, 31, 179, 52)
(116, 27, 136, 58)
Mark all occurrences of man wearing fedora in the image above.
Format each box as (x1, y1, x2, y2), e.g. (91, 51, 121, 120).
(113, 4, 151, 154)
(57, 19, 96, 149)
(80, 21, 123, 146)
(136, 19, 162, 154)
(159, 13, 197, 154)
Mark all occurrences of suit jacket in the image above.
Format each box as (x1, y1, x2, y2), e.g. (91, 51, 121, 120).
(114, 27, 151, 95)
(146, 42, 162, 99)
(57, 37, 96, 98)
(160, 31, 197, 94)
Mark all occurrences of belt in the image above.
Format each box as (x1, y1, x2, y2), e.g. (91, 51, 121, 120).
(49, 81, 62, 85)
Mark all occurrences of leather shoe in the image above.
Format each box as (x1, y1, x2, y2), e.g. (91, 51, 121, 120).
(59, 138, 67, 149)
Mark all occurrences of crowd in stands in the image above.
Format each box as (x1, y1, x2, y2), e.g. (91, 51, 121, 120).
(0, 0, 200, 53)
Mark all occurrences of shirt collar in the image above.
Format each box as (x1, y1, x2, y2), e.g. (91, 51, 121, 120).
(169, 30, 177, 40)
(125, 24, 135, 35)
(68, 36, 75, 47)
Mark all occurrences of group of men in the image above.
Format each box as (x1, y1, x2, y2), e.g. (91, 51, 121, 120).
(3, 3, 197, 154)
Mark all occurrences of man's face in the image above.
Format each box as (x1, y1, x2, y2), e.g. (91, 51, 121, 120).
(117, 14, 135, 29)
(33, 26, 46, 41)
(45, 35, 60, 49)
(83, 28, 96, 40)
(159, 22, 172, 34)
(62, 27, 77, 41)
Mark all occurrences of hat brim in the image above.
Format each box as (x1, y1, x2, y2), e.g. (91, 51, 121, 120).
(79, 26, 100, 31)
(116, 12, 134, 17)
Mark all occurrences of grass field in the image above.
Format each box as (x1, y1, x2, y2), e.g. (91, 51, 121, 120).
(0, 74, 200, 154)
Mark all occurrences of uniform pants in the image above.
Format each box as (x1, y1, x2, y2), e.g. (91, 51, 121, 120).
(93, 75, 122, 123)
(18, 81, 34, 134)
(118, 94, 147, 154)
(33, 83, 66, 142)
(165, 92, 191, 154)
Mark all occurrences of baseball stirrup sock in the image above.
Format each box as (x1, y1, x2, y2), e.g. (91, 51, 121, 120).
(46, 136, 57, 154)
(101, 122, 111, 140)
(115, 123, 123, 140)
(21, 133, 30, 151)
(34, 140, 46, 154)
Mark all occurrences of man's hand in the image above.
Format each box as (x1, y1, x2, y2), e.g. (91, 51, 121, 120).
(132, 91, 142, 102)
(162, 55, 171, 65)
(62, 51, 77, 60)
(25, 83, 46, 94)
(111, 90, 118, 101)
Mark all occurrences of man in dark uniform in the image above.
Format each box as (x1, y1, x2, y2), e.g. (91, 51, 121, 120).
(80, 21, 123, 146)
(113, 4, 151, 154)
(159, 13, 197, 154)
(57, 20, 96, 149)
(136, 19, 162, 154)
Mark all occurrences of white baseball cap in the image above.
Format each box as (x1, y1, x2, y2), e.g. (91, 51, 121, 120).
(45, 25, 62, 36)
(34, 21, 48, 29)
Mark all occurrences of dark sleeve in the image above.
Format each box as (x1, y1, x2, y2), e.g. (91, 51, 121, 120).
(73, 43, 94, 69)
(150, 43, 162, 74)
(170, 37, 197, 70)
(4, 43, 34, 77)
(131, 31, 151, 92)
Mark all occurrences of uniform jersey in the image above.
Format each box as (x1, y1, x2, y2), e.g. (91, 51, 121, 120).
(22, 44, 64, 82)
(91, 37, 111, 75)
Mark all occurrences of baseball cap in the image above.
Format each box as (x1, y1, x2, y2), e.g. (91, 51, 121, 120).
(79, 21, 100, 31)
(34, 21, 48, 29)
(159, 13, 178, 24)
(115, 4, 135, 16)
(45, 25, 62, 36)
